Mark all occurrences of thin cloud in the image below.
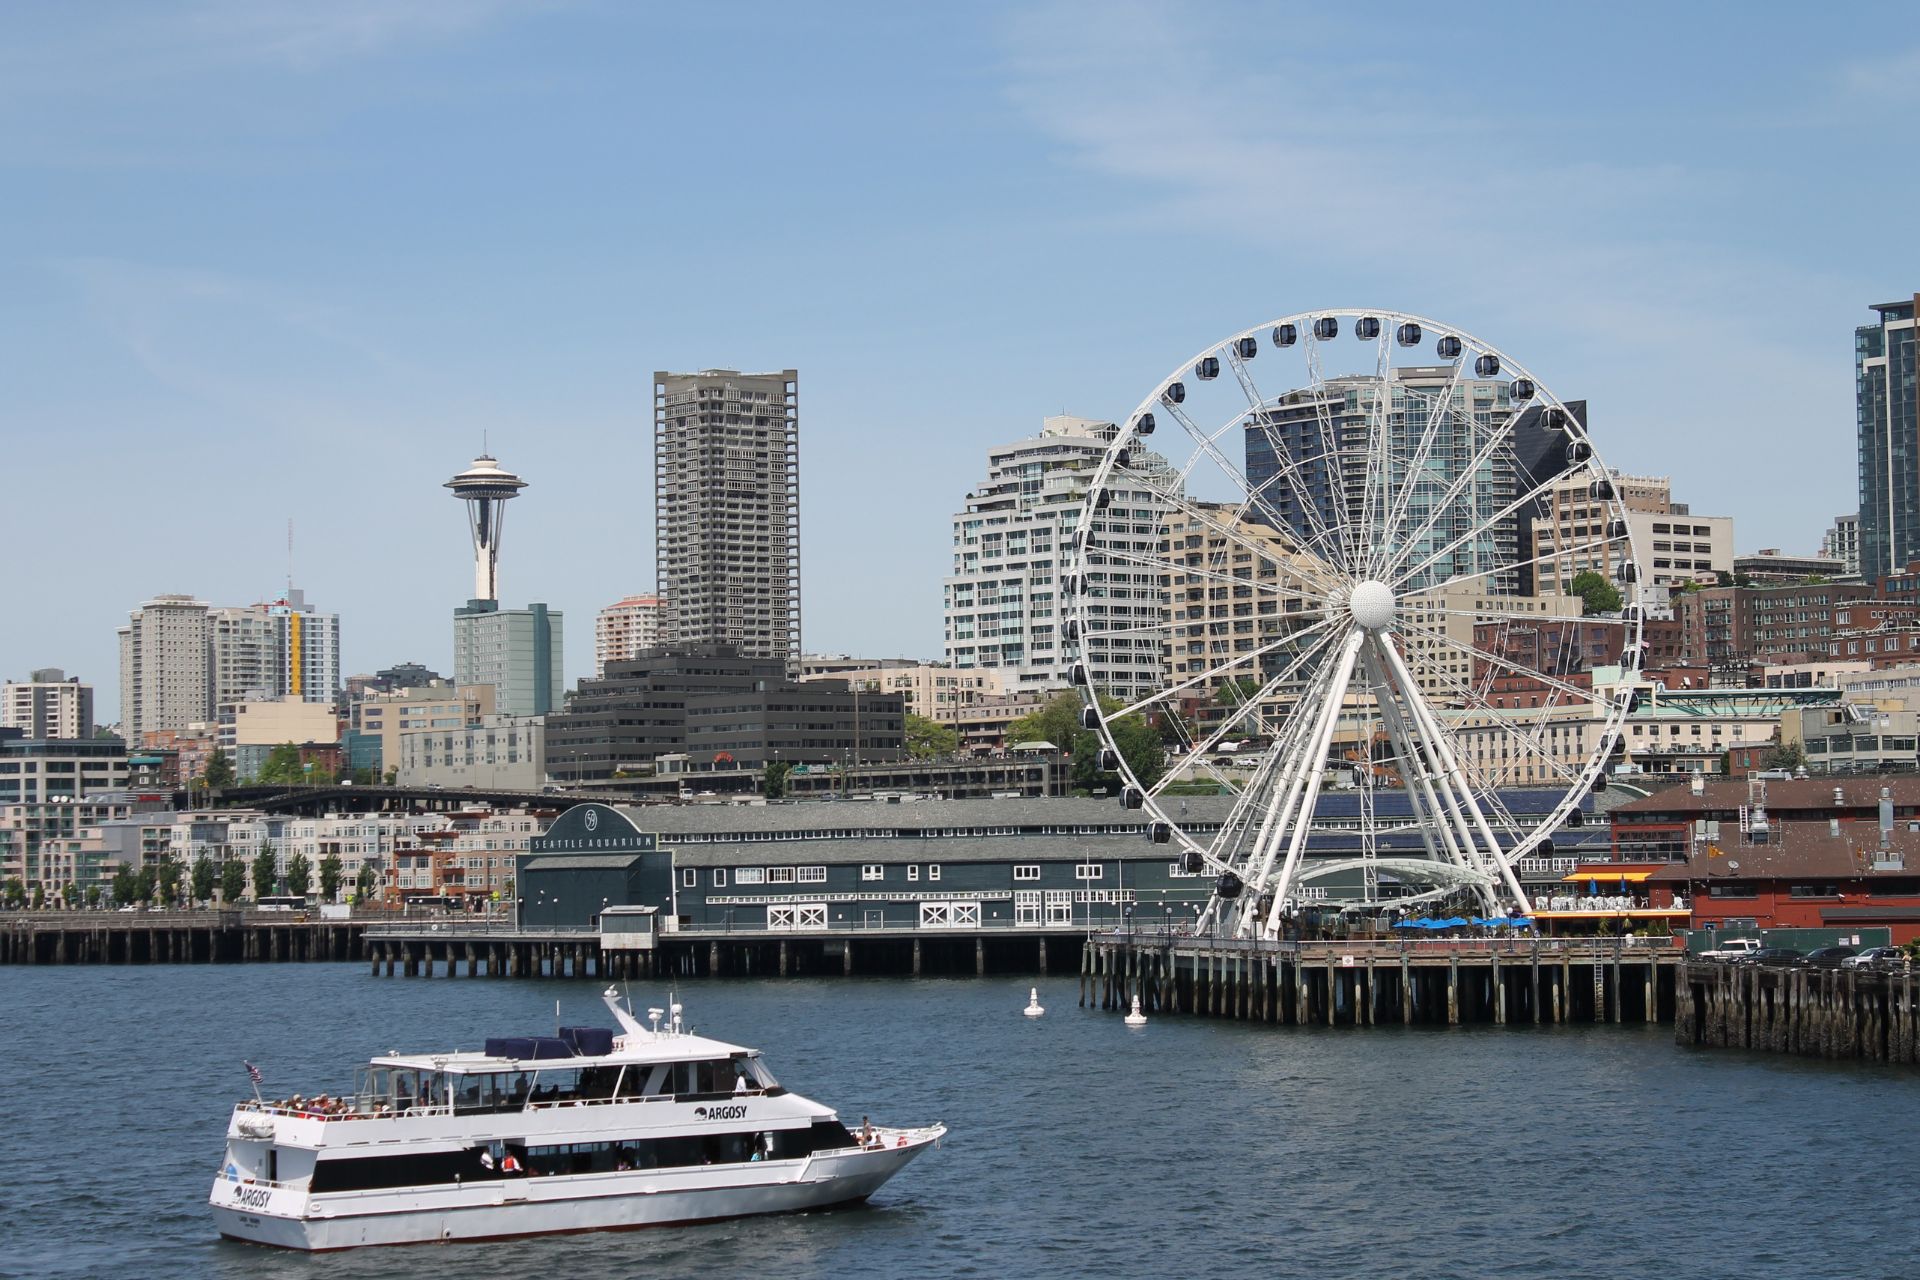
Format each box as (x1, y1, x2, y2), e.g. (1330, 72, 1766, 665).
(1839, 46, 1920, 102)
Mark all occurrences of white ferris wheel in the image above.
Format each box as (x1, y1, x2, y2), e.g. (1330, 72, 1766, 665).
(1064, 310, 1645, 938)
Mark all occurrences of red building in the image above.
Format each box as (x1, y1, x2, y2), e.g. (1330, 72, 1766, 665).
(1612, 776, 1920, 942)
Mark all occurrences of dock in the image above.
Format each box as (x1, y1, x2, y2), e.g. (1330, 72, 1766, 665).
(1082, 934, 1685, 1026)
(1, 910, 366, 965)
(1676, 960, 1920, 1065)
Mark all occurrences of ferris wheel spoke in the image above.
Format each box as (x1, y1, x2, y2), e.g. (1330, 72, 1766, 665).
(1223, 343, 1353, 570)
(1298, 329, 1366, 576)
(1376, 398, 1554, 587)
(1420, 660, 1589, 790)
(1109, 612, 1343, 722)
(1389, 454, 1616, 596)
(1156, 626, 1346, 796)
(1152, 396, 1314, 557)
(1401, 530, 1625, 606)
(1397, 618, 1607, 707)
(1376, 344, 1476, 575)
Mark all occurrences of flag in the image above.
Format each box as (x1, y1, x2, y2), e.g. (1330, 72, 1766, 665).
(245, 1061, 263, 1085)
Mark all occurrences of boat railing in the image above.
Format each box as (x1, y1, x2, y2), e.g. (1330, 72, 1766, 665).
(242, 1085, 781, 1120)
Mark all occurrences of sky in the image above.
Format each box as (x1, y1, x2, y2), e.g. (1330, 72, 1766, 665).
(2, 0, 1916, 723)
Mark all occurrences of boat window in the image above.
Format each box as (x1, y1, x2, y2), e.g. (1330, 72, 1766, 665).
(733, 1053, 780, 1092)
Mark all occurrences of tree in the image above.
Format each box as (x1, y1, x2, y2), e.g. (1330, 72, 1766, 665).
(383, 766, 398, 786)
(86, 884, 102, 908)
(252, 843, 280, 899)
(762, 760, 792, 799)
(904, 713, 959, 760)
(1, 878, 23, 909)
(219, 858, 247, 905)
(1213, 677, 1262, 706)
(111, 865, 138, 905)
(1568, 570, 1622, 616)
(254, 744, 306, 786)
(354, 864, 380, 905)
(134, 866, 157, 903)
(191, 855, 216, 905)
(203, 747, 236, 790)
(319, 853, 343, 903)
(1765, 740, 1807, 772)
(62, 882, 78, 909)
(29, 885, 44, 910)
(1007, 692, 1167, 794)
(350, 767, 378, 786)
(157, 858, 182, 905)
(285, 852, 312, 898)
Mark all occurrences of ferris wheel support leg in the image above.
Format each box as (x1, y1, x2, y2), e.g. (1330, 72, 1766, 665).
(1377, 645, 1511, 917)
(1374, 636, 1532, 917)
(1228, 637, 1352, 936)
(1260, 631, 1365, 938)
(1359, 646, 1448, 869)
(1366, 641, 1485, 904)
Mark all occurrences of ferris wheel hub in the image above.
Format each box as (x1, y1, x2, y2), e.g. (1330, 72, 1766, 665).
(1347, 579, 1396, 631)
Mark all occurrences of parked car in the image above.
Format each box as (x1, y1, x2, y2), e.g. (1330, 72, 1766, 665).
(1844, 946, 1906, 971)
(1802, 945, 1859, 969)
(1736, 946, 1804, 966)
(1701, 937, 1765, 962)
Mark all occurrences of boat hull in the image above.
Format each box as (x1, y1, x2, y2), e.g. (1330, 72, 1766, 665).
(211, 1135, 936, 1251)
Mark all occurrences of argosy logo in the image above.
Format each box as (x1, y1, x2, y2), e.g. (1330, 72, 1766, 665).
(693, 1104, 748, 1121)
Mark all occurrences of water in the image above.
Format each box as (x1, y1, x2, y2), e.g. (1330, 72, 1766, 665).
(2, 965, 1916, 1280)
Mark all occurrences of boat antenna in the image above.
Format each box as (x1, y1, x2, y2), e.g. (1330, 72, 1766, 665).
(555, 998, 561, 1038)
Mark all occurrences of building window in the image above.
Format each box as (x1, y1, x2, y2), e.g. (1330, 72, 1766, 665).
(928, 864, 941, 881)
(735, 867, 764, 885)
(797, 865, 827, 884)
(769, 867, 796, 884)
(682, 868, 696, 888)
(1014, 864, 1040, 881)
(1075, 864, 1103, 880)
(712, 868, 726, 887)
(862, 864, 884, 881)
(908, 865, 920, 881)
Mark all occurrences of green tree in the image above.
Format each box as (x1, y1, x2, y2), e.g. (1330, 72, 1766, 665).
(157, 858, 182, 905)
(219, 858, 247, 905)
(350, 767, 377, 785)
(903, 713, 959, 760)
(319, 853, 343, 903)
(1, 878, 25, 908)
(202, 747, 236, 790)
(251, 843, 280, 899)
(1765, 740, 1808, 772)
(254, 744, 306, 786)
(86, 884, 102, 908)
(285, 852, 312, 898)
(1568, 570, 1622, 616)
(134, 866, 157, 903)
(111, 865, 138, 904)
(762, 760, 792, 799)
(29, 885, 44, 910)
(191, 854, 216, 905)
(62, 882, 78, 909)
(1006, 692, 1084, 755)
(1008, 692, 1167, 793)
(354, 864, 380, 905)
(1213, 677, 1262, 706)
(383, 766, 398, 786)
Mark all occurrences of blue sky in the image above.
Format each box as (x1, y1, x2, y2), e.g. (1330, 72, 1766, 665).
(2, 0, 1916, 722)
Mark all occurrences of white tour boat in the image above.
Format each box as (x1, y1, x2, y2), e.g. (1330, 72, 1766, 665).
(210, 988, 945, 1250)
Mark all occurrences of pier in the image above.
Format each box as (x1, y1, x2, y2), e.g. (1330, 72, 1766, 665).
(1081, 935, 1684, 1026)
(0, 910, 366, 965)
(358, 922, 1086, 980)
(1676, 961, 1920, 1065)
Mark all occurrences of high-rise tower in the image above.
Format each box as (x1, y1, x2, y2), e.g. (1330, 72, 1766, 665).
(1858, 294, 1919, 579)
(445, 455, 528, 604)
(654, 370, 800, 662)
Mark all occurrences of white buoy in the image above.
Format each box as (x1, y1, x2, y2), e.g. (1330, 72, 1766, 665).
(1024, 987, 1045, 1018)
(1124, 995, 1147, 1028)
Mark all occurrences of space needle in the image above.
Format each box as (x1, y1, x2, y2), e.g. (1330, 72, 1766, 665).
(445, 454, 528, 603)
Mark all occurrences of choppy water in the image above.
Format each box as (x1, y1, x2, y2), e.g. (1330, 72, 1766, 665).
(1, 964, 1916, 1279)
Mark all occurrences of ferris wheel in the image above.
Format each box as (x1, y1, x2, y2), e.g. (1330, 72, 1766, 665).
(1065, 309, 1644, 937)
